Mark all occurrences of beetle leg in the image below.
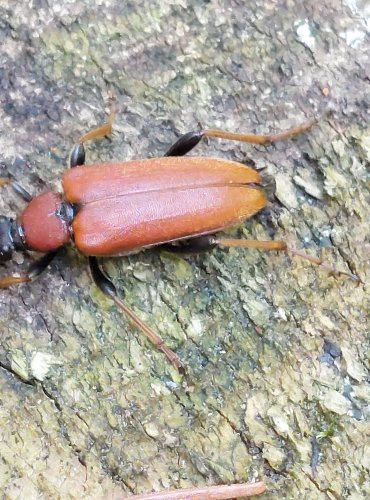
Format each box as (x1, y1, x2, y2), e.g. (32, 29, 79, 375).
(165, 116, 320, 156)
(215, 237, 361, 281)
(89, 256, 186, 374)
(0, 250, 59, 289)
(69, 99, 116, 168)
(0, 178, 33, 202)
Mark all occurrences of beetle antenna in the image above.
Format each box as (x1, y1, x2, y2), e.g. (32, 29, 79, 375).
(123, 480, 266, 500)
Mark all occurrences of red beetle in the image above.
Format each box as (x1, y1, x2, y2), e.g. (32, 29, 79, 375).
(0, 105, 357, 372)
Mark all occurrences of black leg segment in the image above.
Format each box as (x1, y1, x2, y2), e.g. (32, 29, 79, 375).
(164, 131, 203, 157)
(0, 178, 32, 202)
(69, 143, 86, 168)
(27, 250, 60, 281)
(11, 182, 33, 203)
(161, 235, 218, 255)
(89, 256, 117, 298)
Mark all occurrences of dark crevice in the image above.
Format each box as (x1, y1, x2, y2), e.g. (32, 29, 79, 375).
(213, 407, 256, 453)
(0, 360, 36, 386)
(302, 469, 340, 499)
(40, 383, 63, 411)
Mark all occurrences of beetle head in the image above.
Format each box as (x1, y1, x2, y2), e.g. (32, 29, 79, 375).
(0, 216, 15, 262)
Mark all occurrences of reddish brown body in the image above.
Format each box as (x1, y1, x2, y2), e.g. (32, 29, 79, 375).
(21, 157, 266, 256)
(20, 191, 70, 252)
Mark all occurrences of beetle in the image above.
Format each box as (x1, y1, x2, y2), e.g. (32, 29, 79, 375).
(0, 104, 358, 372)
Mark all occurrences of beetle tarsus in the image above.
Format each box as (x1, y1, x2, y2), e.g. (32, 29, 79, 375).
(89, 257, 185, 374)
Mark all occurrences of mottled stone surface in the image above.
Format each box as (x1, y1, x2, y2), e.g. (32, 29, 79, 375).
(0, 1, 369, 498)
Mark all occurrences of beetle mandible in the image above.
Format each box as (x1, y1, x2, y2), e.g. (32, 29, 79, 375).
(0, 104, 358, 372)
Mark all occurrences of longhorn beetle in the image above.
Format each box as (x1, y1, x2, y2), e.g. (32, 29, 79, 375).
(0, 104, 358, 372)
